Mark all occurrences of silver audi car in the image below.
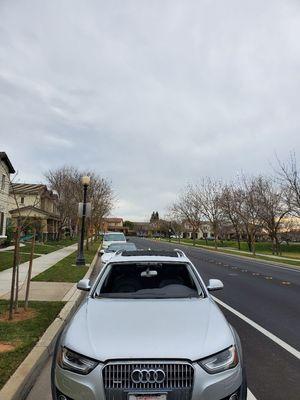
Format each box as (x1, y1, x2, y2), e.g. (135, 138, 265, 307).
(51, 249, 247, 400)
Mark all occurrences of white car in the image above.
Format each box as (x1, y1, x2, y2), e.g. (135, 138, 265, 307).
(102, 232, 126, 249)
(100, 242, 137, 264)
(52, 249, 246, 400)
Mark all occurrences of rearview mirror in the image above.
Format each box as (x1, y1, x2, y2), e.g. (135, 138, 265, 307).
(99, 249, 104, 255)
(77, 278, 91, 291)
(207, 279, 224, 292)
(141, 270, 158, 278)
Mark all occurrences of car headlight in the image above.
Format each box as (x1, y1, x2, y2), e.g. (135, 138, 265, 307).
(198, 346, 239, 374)
(58, 347, 98, 375)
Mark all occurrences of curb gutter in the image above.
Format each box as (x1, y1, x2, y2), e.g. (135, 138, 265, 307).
(0, 244, 101, 400)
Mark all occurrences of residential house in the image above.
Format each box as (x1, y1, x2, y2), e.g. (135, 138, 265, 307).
(182, 221, 213, 239)
(102, 217, 128, 234)
(0, 152, 15, 243)
(8, 183, 60, 241)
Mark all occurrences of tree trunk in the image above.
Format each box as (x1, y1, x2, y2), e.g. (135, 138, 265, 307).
(235, 229, 241, 250)
(275, 236, 280, 256)
(14, 260, 19, 312)
(271, 237, 276, 255)
(247, 234, 252, 252)
(252, 236, 256, 255)
(9, 229, 20, 320)
(24, 229, 36, 311)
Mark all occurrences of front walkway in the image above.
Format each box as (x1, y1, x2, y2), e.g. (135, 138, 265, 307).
(0, 244, 77, 298)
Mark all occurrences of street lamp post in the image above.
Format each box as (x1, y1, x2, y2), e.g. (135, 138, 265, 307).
(76, 175, 90, 266)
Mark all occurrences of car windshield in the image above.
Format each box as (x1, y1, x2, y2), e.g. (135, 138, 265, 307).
(103, 233, 126, 242)
(95, 262, 202, 299)
(105, 243, 137, 253)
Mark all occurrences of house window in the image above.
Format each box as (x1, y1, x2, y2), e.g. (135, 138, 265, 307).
(20, 197, 25, 204)
(1, 174, 5, 190)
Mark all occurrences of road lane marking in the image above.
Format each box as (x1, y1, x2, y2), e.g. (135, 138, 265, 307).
(247, 389, 257, 399)
(212, 296, 300, 360)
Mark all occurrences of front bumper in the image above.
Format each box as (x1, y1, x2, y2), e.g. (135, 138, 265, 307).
(53, 361, 243, 400)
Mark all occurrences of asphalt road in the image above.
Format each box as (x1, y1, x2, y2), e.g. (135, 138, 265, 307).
(26, 238, 300, 400)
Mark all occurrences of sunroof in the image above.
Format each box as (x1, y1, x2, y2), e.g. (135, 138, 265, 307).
(121, 250, 179, 257)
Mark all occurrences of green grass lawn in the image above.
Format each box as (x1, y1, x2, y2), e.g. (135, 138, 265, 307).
(0, 252, 40, 273)
(32, 240, 100, 282)
(21, 237, 78, 255)
(158, 238, 300, 267)
(171, 238, 300, 258)
(0, 238, 77, 273)
(0, 300, 63, 390)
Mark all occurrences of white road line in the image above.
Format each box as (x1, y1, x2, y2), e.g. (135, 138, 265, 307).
(212, 296, 300, 360)
(247, 389, 257, 399)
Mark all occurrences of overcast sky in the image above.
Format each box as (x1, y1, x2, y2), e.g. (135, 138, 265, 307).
(1, 1, 300, 220)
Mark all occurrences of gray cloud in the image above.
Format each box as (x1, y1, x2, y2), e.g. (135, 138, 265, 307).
(1, 0, 300, 220)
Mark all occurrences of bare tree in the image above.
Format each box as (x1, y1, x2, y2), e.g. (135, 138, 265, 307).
(172, 185, 202, 245)
(254, 176, 290, 255)
(87, 171, 114, 241)
(276, 152, 300, 217)
(44, 166, 114, 241)
(219, 185, 243, 249)
(166, 209, 185, 243)
(44, 166, 80, 239)
(193, 178, 224, 249)
(8, 177, 40, 319)
(232, 176, 263, 254)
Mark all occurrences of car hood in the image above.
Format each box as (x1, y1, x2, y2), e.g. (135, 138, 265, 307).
(63, 297, 233, 362)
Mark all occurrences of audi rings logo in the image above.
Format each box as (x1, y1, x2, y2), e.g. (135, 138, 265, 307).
(131, 369, 166, 384)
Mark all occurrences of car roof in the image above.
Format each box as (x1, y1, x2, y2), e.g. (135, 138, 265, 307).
(109, 249, 190, 263)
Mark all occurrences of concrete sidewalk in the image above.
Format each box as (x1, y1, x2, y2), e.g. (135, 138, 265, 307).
(0, 244, 77, 298)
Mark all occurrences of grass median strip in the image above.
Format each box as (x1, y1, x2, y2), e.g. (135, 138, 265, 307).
(0, 300, 64, 390)
(156, 238, 300, 267)
(32, 240, 100, 282)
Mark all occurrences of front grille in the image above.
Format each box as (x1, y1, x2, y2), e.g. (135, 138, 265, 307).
(102, 361, 194, 400)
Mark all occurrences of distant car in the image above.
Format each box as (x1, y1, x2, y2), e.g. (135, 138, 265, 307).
(52, 249, 247, 400)
(100, 242, 137, 265)
(102, 232, 126, 249)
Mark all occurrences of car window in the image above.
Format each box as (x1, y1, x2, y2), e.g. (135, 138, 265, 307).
(103, 234, 126, 242)
(95, 263, 202, 299)
(105, 243, 137, 253)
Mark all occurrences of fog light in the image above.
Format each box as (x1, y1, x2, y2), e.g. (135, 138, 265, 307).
(229, 394, 239, 400)
(56, 388, 73, 400)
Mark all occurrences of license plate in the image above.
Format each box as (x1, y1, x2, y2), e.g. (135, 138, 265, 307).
(129, 394, 167, 400)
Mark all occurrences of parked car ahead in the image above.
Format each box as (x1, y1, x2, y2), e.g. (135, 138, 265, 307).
(52, 249, 247, 400)
(102, 232, 126, 249)
(100, 242, 137, 264)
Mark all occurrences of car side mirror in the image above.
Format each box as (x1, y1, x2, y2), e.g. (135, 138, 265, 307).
(207, 279, 224, 292)
(99, 249, 104, 255)
(77, 278, 91, 291)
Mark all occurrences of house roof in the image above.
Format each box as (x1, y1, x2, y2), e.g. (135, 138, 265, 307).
(10, 183, 47, 194)
(0, 152, 15, 173)
(103, 217, 123, 223)
(9, 205, 59, 219)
